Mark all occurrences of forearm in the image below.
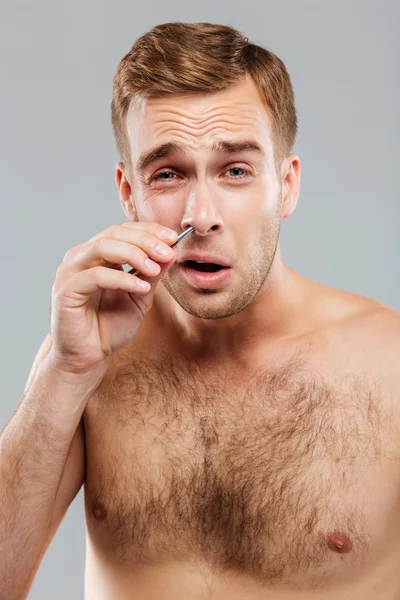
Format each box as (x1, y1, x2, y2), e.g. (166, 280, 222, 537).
(0, 357, 98, 599)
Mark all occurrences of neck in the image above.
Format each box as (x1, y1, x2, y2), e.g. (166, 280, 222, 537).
(152, 247, 313, 363)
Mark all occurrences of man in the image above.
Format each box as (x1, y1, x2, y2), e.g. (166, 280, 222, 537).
(2, 21, 400, 600)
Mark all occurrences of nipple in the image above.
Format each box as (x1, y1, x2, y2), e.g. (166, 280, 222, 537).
(327, 531, 353, 553)
(92, 501, 107, 521)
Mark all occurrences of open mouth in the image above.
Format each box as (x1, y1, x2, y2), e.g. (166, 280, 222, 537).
(180, 260, 232, 288)
(182, 260, 227, 272)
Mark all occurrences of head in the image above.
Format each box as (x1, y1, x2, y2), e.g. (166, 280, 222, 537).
(112, 22, 300, 321)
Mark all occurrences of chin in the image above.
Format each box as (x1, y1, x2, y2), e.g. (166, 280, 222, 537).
(163, 279, 257, 321)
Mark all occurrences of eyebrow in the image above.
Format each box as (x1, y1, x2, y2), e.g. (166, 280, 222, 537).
(136, 139, 266, 173)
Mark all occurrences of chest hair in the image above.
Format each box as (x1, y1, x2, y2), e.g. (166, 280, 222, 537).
(83, 345, 397, 590)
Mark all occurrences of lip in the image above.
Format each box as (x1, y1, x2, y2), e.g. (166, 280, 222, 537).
(179, 253, 230, 267)
(179, 264, 232, 289)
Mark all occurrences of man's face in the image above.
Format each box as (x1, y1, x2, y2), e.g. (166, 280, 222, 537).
(122, 74, 297, 320)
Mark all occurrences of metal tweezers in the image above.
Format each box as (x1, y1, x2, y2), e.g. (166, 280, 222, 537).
(129, 226, 195, 276)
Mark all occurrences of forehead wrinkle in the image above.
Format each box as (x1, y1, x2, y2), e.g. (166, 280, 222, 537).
(154, 115, 259, 131)
(151, 130, 255, 155)
(154, 116, 262, 138)
(151, 106, 265, 131)
(145, 95, 265, 117)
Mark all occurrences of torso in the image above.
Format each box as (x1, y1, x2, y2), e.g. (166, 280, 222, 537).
(81, 291, 400, 599)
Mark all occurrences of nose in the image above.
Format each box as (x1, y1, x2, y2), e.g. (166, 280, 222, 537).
(180, 187, 224, 236)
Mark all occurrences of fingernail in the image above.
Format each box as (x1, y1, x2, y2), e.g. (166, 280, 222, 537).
(136, 279, 150, 289)
(159, 228, 177, 241)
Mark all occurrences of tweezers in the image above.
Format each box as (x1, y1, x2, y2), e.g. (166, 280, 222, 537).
(129, 226, 195, 276)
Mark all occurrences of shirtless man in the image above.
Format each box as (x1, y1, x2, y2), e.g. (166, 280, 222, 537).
(2, 21, 400, 600)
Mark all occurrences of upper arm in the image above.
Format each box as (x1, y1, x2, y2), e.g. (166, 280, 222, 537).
(25, 331, 86, 521)
(20, 333, 86, 590)
(50, 418, 86, 529)
(18, 420, 85, 599)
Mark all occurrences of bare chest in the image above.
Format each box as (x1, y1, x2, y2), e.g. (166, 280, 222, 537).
(82, 349, 400, 591)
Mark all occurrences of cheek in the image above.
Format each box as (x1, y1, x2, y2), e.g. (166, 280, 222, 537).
(230, 181, 275, 224)
(138, 189, 184, 223)
(133, 184, 171, 221)
(256, 178, 281, 219)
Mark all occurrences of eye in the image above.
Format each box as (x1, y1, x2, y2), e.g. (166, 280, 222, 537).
(151, 171, 178, 182)
(225, 167, 251, 179)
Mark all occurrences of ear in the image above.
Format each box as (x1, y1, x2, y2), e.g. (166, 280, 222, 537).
(280, 154, 301, 219)
(115, 162, 138, 221)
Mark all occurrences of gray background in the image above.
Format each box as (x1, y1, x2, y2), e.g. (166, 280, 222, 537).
(0, 0, 398, 597)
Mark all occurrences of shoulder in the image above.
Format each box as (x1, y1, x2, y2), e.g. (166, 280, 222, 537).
(307, 283, 400, 376)
(329, 294, 400, 387)
(346, 297, 400, 342)
(310, 280, 400, 338)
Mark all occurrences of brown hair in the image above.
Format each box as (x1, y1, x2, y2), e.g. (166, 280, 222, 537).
(111, 22, 298, 176)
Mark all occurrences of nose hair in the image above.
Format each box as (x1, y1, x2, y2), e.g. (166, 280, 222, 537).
(180, 189, 223, 235)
